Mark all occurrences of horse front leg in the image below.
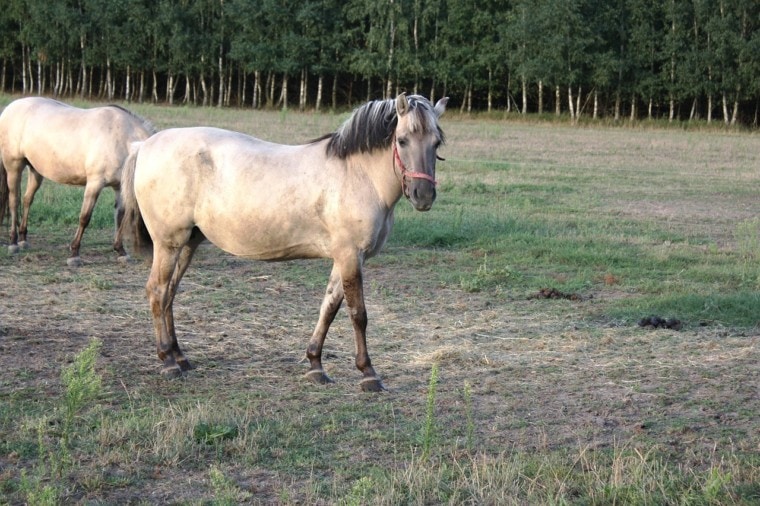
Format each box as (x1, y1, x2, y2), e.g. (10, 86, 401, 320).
(340, 258, 385, 392)
(305, 264, 344, 385)
(18, 169, 43, 250)
(67, 182, 103, 267)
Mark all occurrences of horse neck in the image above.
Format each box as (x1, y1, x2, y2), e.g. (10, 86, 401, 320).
(350, 147, 404, 209)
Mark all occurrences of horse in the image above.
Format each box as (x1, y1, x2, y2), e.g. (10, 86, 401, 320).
(0, 97, 156, 267)
(120, 93, 448, 391)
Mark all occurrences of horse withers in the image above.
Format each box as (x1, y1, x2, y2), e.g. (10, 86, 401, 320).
(0, 97, 156, 266)
(120, 93, 448, 391)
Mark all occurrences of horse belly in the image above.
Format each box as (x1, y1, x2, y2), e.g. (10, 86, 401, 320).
(197, 209, 330, 261)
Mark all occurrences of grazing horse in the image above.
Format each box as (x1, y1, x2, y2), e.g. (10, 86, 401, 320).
(120, 93, 448, 391)
(0, 97, 156, 266)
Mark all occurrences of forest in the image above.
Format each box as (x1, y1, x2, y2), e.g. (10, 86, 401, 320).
(0, 0, 758, 126)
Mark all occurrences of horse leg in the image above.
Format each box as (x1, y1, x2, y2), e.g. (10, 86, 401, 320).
(5, 161, 23, 254)
(305, 264, 344, 385)
(163, 230, 205, 372)
(17, 168, 43, 250)
(112, 188, 130, 261)
(339, 257, 385, 392)
(67, 182, 104, 267)
(147, 243, 184, 378)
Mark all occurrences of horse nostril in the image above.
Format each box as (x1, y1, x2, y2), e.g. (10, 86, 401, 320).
(413, 188, 419, 201)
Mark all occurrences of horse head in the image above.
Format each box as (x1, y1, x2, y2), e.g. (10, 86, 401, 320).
(393, 93, 448, 211)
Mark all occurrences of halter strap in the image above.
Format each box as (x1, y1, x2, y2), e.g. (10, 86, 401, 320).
(393, 142, 437, 188)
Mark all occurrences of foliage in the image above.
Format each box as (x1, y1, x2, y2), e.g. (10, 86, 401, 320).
(0, 0, 757, 124)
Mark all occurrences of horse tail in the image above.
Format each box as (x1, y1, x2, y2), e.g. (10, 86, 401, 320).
(0, 158, 7, 225)
(119, 142, 153, 258)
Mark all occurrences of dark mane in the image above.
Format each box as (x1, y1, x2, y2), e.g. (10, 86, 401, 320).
(108, 104, 157, 135)
(321, 95, 444, 159)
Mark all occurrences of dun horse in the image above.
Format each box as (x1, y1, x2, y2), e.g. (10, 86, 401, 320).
(0, 97, 156, 266)
(121, 93, 447, 391)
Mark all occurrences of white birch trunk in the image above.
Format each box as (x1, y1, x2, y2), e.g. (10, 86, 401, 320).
(278, 73, 288, 110)
(568, 86, 575, 122)
(537, 80, 543, 114)
(316, 74, 323, 112)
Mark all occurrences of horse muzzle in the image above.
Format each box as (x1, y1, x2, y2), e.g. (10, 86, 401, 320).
(405, 177, 437, 211)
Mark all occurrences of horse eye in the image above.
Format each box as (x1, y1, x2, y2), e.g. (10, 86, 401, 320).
(397, 137, 408, 147)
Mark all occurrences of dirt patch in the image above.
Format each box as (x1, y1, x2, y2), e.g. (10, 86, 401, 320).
(528, 287, 588, 301)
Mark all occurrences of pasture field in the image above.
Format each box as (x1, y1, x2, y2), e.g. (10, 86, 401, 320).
(1, 95, 759, 504)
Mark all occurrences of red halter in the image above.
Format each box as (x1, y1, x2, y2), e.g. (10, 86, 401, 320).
(393, 141, 437, 197)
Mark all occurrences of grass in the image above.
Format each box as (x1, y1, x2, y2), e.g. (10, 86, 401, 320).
(0, 93, 759, 503)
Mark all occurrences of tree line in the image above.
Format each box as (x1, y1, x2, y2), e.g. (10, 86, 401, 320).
(1, 0, 758, 126)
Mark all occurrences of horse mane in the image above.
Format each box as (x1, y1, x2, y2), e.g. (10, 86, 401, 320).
(108, 104, 158, 135)
(321, 95, 444, 159)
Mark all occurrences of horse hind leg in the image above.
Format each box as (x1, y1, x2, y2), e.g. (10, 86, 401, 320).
(164, 230, 205, 373)
(4, 160, 25, 254)
(305, 264, 344, 385)
(17, 168, 43, 251)
(67, 182, 104, 267)
(148, 230, 204, 378)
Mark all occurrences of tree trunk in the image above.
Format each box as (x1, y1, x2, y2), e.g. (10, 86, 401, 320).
(125, 65, 131, 102)
(568, 86, 575, 122)
(183, 75, 191, 104)
(537, 80, 543, 115)
(332, 74, 338, 110)
(217, 50, 224, 107)
(520, 77, 527, 114)
(299, 68, 307, 111)
(487, 68, 493, 112)
(152, 69, 159, 103)
(555, 85, 560, 116)
(505, 72, 510, 113)
(630, 93, 636, 122)
(36, 59, 42, 95)
(254, 70, 261, 108)
(277, 73, 288, 110)
(593, 90, 598, 119)
(226, 65, 233, 106)
(316, 74, 323, 112)
(721, 92, 729, 125)
(199, 70, 208, 106)
(707, 94, 713, 123)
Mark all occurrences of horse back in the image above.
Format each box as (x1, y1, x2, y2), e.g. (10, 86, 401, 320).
(0, 97, 152, 185)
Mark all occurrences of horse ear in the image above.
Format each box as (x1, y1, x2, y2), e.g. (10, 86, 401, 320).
(396, 93, 409, 116)
(434, 97, 449, 117)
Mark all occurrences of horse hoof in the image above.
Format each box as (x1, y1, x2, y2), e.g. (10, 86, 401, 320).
(117, 254, 131, 264)
(360, 377, 386, 392)
(18, 241, 29, 250)
(161, 365, 183, 379)
(67, 256, 83, 267)
(8, 245, 19, 255)
(177, 358, 194, 372)
(305, 369, 333, 385)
